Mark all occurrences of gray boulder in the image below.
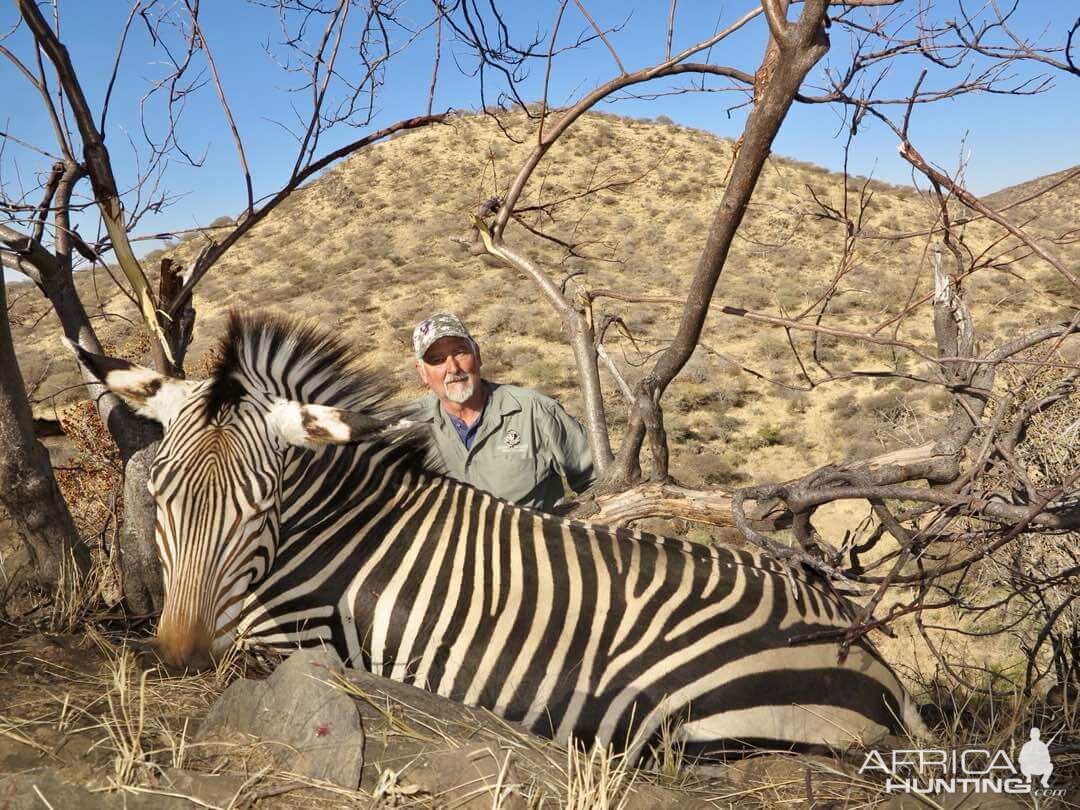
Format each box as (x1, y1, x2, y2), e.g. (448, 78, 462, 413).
(197, 646, 365, 788)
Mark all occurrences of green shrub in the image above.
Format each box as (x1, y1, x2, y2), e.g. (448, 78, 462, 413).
(755, 424, 785, 447)
(670, 382, 720, 414)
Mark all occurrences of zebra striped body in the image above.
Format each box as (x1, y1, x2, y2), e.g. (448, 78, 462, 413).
(75, 313, 924, 759)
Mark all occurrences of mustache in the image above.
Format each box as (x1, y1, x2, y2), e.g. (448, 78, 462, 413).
(445, 373, 469, 384)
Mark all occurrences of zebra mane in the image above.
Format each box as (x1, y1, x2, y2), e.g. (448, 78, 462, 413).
(207, 311, 433, 464)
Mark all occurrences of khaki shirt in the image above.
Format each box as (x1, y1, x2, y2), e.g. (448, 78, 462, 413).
(416, 383, 594, 511)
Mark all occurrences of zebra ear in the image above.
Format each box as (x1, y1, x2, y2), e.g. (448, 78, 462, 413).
(64, 338, 196, 425)
(268, 400, 384, 448)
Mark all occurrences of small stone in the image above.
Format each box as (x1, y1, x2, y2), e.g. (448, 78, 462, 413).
(624, 783, 715, 810)
(158, 768, 250, 807)
(0, 768, 190, 809)
(398, 744, 528, 810)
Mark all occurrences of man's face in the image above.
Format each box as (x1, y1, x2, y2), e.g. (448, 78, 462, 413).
(417, 336, 482, 405)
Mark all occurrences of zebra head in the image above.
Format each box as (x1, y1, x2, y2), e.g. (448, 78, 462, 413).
(70, 314, 411, 670)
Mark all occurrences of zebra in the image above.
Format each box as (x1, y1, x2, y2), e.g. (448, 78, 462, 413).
(70, 312, 927, 760)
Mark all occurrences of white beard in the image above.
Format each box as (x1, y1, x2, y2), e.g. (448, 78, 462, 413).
(444, 375, 475, 404)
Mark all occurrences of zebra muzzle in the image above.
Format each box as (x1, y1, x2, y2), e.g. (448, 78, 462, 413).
(151, 622, 216, 674)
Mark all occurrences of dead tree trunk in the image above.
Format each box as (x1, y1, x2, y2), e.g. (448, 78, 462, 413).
(1, 224, 166, 614)
(0, 277, 89, 584)
(608, 0, 831, 485)
(41, 266, 165, 615)
(113, 420, 164, 615)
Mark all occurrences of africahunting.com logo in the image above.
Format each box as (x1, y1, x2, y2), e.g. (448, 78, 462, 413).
(859, 727, 1065, 798)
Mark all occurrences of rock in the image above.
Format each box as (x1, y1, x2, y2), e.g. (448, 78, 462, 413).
(389, 744, 528, 810)
(197, 646, 364, 788)
(0, 768, 189, 809)
(624, 782, 716, 810)
(0, 735, 46, 775)
(346, 667, 517, 730)
(706, 753, 844, 788)
(158, 768, 250, 806)
(884, 793, 1028, 809)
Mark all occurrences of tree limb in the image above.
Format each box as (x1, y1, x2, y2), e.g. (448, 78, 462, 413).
(17, 0, 172, 368)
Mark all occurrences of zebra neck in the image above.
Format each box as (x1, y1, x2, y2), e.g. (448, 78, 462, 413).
(277, 439, 435, 552)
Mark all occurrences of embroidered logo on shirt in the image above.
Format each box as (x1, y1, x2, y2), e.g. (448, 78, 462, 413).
(503, 429, 521, 448)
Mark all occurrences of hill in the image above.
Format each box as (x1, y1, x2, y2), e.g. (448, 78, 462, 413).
(7, 112, 1078, 496)
(983, 163, 1079, 229)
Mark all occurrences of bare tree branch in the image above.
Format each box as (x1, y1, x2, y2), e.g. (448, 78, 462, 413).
(183, 0, 255, 216)
(17, 0, 172, 368)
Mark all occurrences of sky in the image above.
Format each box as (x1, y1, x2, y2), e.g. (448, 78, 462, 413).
(2, 0, 1077, 282)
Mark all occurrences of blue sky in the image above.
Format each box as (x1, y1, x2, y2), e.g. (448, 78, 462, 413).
(3, 1, 1076, 281)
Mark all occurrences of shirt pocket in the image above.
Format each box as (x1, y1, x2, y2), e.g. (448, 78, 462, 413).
(490, 443, 542, 502)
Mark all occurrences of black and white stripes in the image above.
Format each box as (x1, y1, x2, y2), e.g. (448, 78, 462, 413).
(78, 312, 926, 759)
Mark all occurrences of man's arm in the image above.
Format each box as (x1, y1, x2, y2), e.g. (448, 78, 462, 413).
(541, 399, 596, 494)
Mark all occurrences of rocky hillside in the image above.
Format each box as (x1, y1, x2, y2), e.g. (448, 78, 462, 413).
(8, 112, 1077, 493)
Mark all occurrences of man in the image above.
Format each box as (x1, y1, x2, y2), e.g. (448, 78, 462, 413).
(412, 312, 594, 512)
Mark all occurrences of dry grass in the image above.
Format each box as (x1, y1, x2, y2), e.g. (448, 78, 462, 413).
(45, 548, 103, 634)
(101, 648, 152, 785)
(561, 741, 636, 810)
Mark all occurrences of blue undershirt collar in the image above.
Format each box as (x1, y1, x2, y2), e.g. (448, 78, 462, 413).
(446, 390, 488, 450)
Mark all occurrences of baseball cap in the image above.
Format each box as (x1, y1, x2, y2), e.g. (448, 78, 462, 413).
(413, 312, 474, 360)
